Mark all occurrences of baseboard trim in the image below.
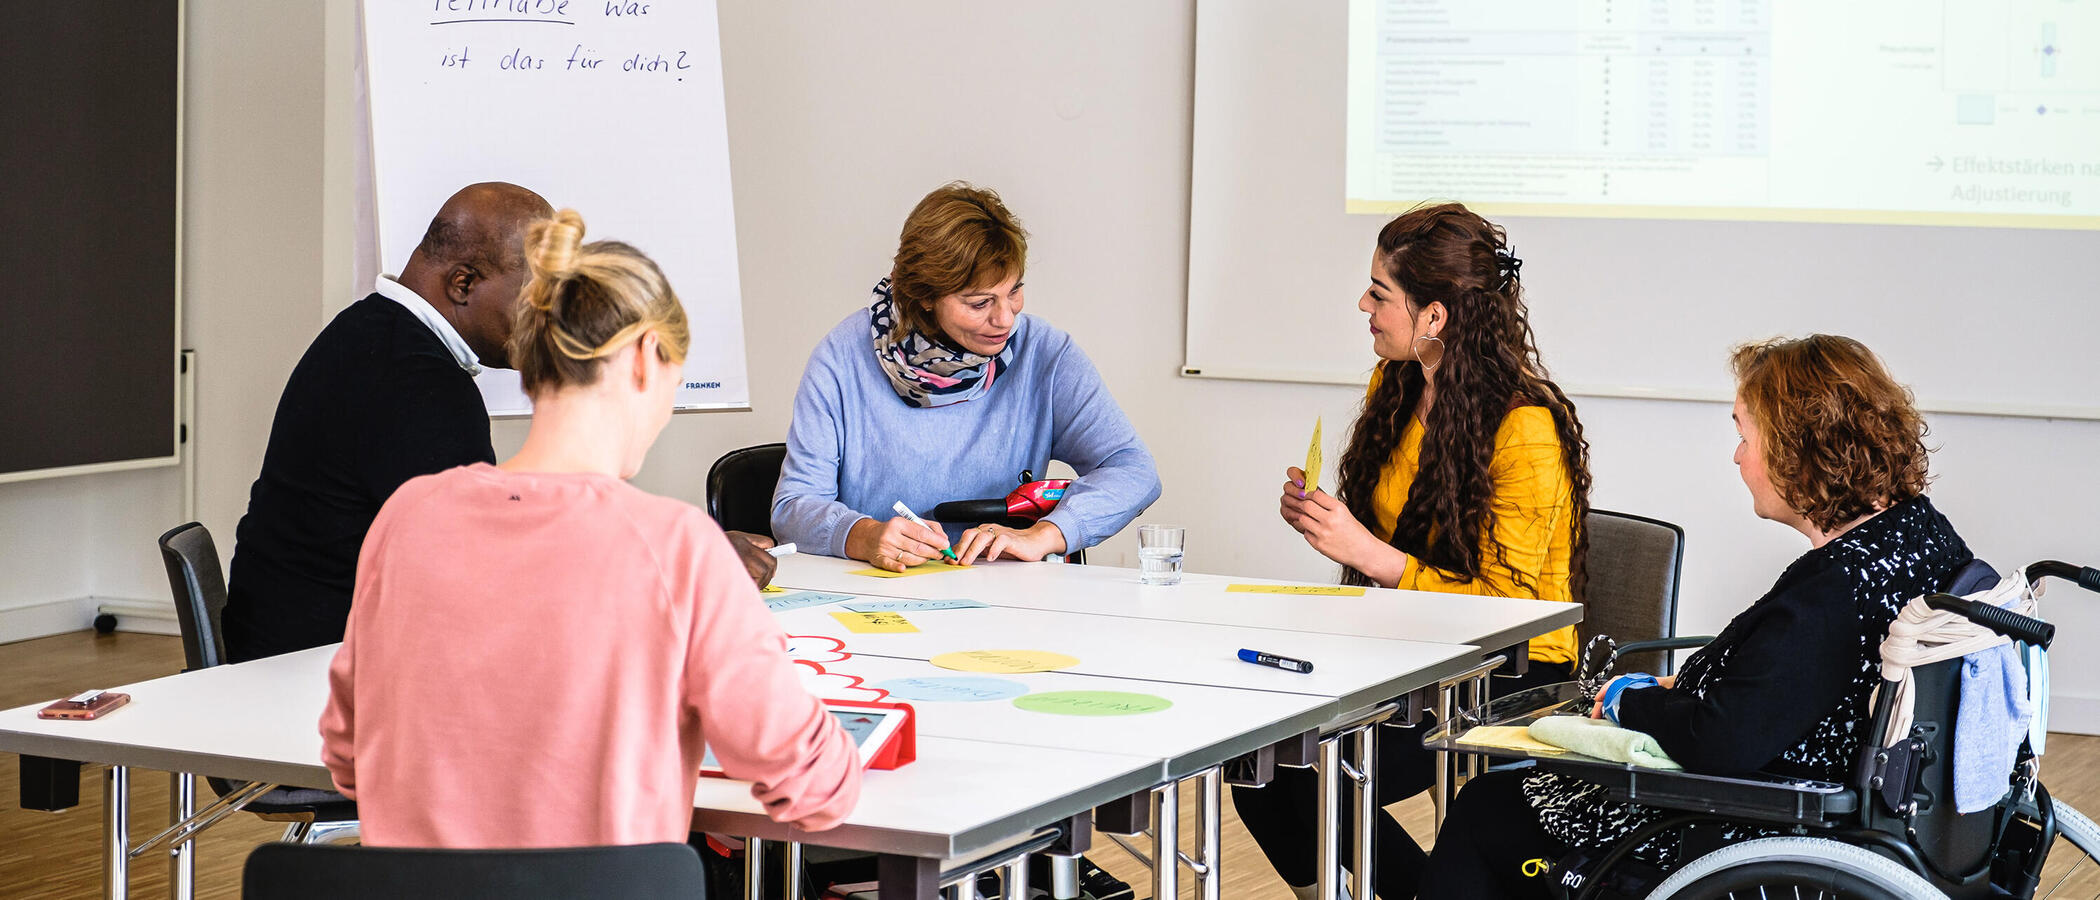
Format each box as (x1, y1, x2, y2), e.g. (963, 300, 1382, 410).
(2049, 694, 2100, 737)
(94, 597, 182, 637)
(0, 597, 98, 645)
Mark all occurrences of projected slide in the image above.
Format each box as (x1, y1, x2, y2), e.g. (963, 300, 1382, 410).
(1345, 0, 2100, 227)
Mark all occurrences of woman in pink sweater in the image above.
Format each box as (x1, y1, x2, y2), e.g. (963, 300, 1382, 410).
(320, 209, 862, 848)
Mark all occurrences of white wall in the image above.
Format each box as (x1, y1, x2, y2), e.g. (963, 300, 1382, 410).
(0, 0, 331, 643)
(7, 1, 2096, 733)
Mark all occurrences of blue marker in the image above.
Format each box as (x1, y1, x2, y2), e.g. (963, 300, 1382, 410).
(1238, 649, 1314, 674)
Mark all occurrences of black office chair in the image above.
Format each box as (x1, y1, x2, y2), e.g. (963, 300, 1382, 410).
(242, 842, 709, 900)
(707, 443, 787, 539)
(1580, 509, 1694, 676)
(157, 523, 359, 840)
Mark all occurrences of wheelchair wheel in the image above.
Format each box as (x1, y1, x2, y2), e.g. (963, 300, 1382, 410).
(1647, 837, 1944, 899)
(2054, 800, 2100, 856)
(2041, 799, 2100, 898)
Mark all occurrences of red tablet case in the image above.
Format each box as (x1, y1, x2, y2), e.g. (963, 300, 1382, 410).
(822, 697, 917, 770)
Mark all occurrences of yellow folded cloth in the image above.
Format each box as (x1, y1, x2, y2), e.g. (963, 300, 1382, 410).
(1455, 725, 1569, 756)
(1527, 715, 1683, 770)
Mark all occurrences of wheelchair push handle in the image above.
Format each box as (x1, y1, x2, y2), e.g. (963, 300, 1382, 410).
(1921, 592, 2055, 649)
(2027, 559, 2100, 594)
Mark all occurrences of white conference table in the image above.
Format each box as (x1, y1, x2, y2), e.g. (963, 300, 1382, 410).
(1, 559, 1569, 900)
(771, 594, 1486, 900)
(772, 554, 1583, 662)
(820, 654, 1338, 781)
(773, 555, 1584, 900)
(0, 647, 1168, 900)
(774, 601, 1480, 718)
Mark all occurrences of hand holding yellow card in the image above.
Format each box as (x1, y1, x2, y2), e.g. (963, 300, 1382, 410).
(1303, 417, 1323, 496)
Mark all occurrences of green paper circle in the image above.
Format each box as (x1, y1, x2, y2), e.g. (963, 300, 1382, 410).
(1012, 690, 1174, 717)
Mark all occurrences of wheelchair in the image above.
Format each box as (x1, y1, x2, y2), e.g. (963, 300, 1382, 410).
(1429, 559, 2100, 899)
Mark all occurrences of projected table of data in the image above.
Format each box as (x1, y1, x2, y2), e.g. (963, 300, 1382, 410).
(1344, 0, 2100, 225)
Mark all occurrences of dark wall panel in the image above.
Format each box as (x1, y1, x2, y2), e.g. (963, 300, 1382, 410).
(0, 1, 180, 476)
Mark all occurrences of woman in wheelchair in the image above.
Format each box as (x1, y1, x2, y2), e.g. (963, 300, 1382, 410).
(1417, 335, 1974, 898)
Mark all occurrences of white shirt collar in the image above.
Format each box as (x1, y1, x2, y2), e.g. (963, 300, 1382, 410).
(375, 275, 483, 376)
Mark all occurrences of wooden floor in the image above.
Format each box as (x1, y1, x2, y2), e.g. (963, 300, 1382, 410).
(2, 631, 2096, 899)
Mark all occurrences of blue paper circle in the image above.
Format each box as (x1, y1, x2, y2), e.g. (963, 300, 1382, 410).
(873, 675, 1031, 703)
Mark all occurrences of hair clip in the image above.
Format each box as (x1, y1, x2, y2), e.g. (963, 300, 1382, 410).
(1494, 247, 1524, 286)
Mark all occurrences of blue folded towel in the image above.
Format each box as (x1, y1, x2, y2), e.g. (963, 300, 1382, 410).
(1955, 642, 2033, 813)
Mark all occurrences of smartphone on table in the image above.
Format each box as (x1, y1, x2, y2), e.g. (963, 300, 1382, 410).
(39, 690, 131, 720)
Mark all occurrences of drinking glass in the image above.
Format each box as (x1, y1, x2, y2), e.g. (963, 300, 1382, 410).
(1137, 524, 1185, 585)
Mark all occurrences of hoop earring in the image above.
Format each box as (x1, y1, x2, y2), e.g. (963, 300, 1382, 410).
(1411, 334, 1446, 377)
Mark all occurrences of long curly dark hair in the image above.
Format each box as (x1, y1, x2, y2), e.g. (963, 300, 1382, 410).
(1335, 204, 1592, 601)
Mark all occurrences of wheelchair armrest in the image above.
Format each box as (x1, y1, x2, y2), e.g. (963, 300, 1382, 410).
(1532, 758, 1855, 827)
(1614, 636, 1716, 658)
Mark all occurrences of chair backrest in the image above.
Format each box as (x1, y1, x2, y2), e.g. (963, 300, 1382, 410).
(706, 443, 786, 539)
(157, 522, 229, 672)
(1943, 558, 2001, 596)
(242, 842, 708, 900)
(1579, 509, 1686, 675)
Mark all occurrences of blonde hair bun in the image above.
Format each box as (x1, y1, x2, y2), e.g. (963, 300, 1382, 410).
(527, 209, 587, 283)
(508, 209, 691, 397)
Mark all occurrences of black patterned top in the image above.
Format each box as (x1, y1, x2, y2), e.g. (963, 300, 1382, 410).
(1519, 495, 1971, 865)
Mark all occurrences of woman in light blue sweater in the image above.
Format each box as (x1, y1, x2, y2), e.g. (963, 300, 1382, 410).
(772, 182, 1162, 572)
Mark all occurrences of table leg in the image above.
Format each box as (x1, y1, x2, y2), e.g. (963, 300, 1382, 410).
(1047, 855, 1079, 899)
(169, 772, 194, 900)
(1194, 768, 1221, 900)
(745, 837, 765, 900)
(1315, 737, 1340, 900)
(1432, 683, 1454, 832)
(1151, 781, 1179, 900)
(1351, 727, 1378, 900)
(1466, 671, 1490, 783)
(876, 853, 938, 899)
(105, 764, 130, 900)
(1002, 856, 1027, 900)
(785, 841, 803, 900)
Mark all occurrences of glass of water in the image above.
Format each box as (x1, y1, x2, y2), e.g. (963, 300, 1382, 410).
(1137, 524, 1185, 585)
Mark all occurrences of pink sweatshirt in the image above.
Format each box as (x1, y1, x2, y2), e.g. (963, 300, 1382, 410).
(320, 464, 861, 848)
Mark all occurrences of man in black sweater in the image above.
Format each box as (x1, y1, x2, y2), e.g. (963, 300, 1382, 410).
(222, 183, 551, 661)
(223, 184, 784, 662)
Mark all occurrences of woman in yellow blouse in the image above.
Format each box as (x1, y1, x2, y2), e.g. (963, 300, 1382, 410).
(1239, 202, 1593, 900)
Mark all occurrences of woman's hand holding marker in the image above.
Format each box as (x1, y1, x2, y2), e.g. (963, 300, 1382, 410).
(845, 512, 951, 573)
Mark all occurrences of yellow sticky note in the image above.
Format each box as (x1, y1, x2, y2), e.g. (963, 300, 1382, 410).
(1225, 584, 1368, 596)
(847, 561, 968, 578)
(1303, 416, 1323, 495)
(1456, 725, 1568, 756)
(830, 611, 919, 633)
(931, 649, 1081, 674)
(760, 585, 787, 594)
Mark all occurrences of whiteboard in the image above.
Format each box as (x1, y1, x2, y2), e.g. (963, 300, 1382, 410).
(1186, 0, 2100, 420)
(361, 0, 748, 415)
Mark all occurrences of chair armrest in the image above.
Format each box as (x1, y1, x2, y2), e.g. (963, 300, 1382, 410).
(1614, 636, 1715, 657)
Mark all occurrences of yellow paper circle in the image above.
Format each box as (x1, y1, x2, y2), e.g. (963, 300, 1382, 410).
(930, 649, 1081, 674)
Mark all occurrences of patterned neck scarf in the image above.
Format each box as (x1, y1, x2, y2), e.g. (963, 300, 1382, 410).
(868, 278, 1012, 408)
